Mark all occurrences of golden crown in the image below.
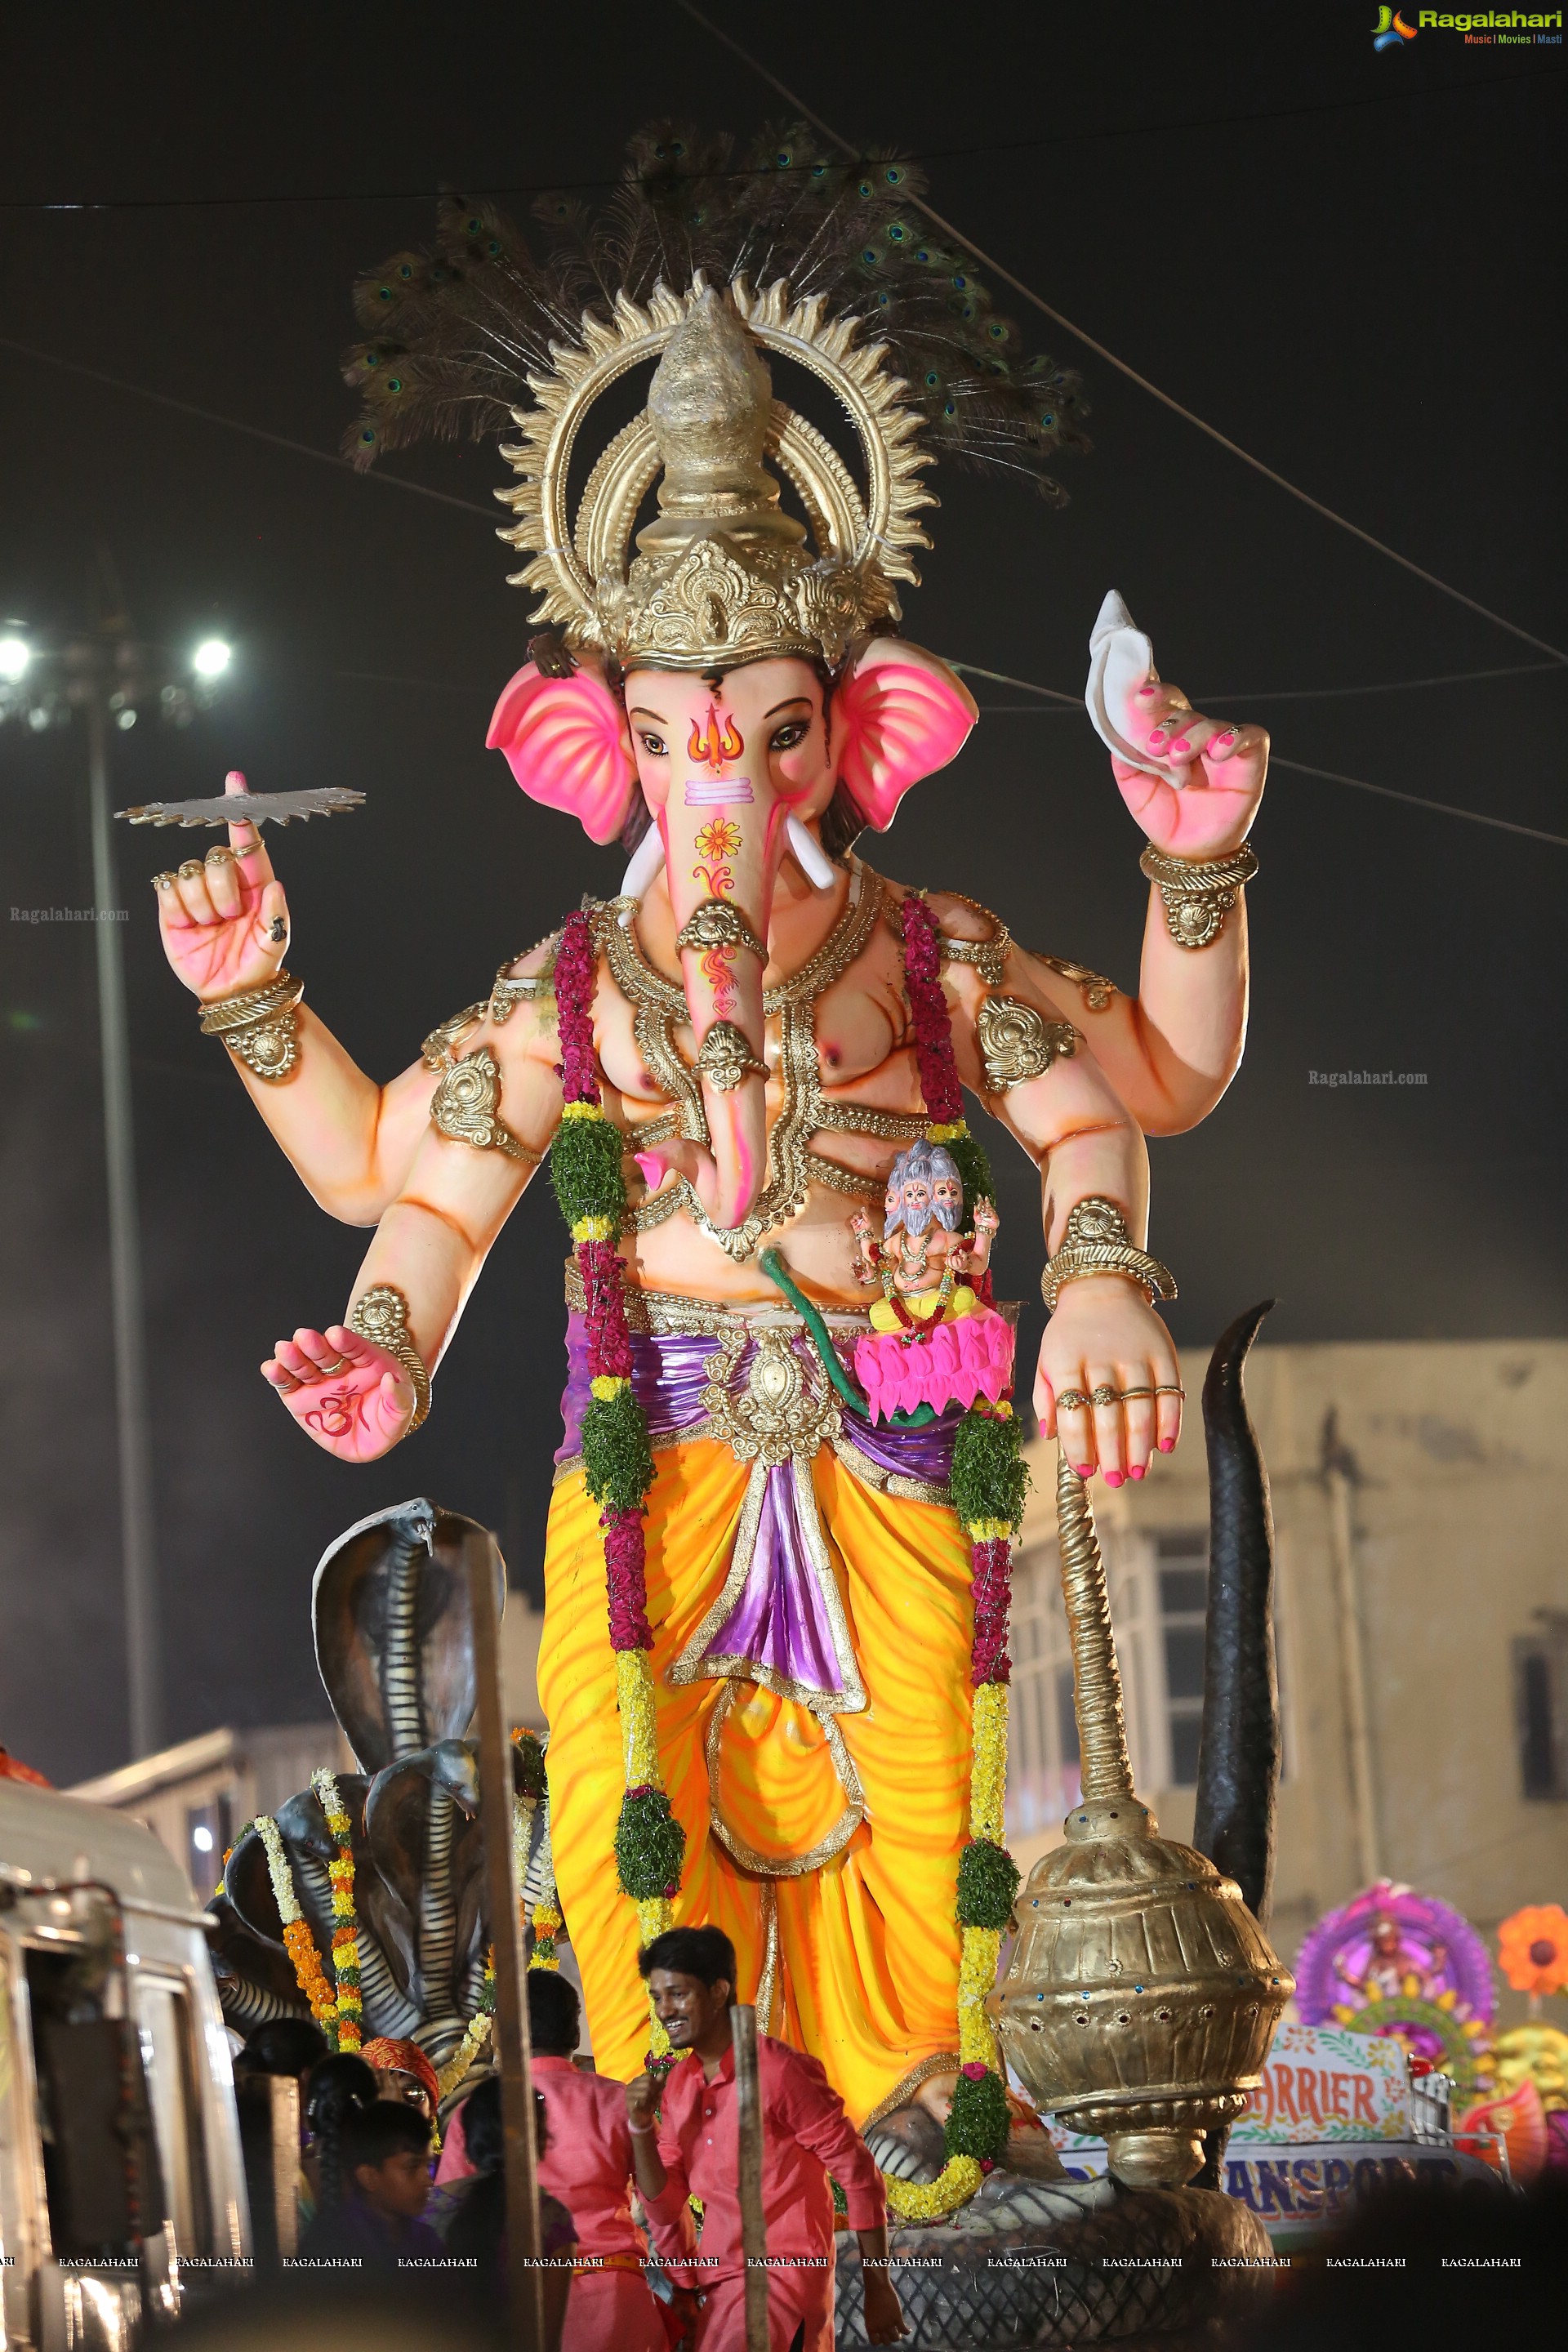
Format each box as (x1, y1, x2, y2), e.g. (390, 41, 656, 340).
(495, 278, 935, 672)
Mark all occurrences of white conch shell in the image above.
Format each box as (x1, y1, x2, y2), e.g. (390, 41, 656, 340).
(785, 812, 837, 891)
(1085, 589, 1184, 790)
(618, 824, 666, 922)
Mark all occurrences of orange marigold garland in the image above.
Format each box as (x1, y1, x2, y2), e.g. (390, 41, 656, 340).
(254, 1814, 338, 2039)
(313, 1769, 363, 2051)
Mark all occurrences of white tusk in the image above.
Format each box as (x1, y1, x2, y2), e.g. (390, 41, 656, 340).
(617, 826, 666, 922)
(785, 813, 836, 891)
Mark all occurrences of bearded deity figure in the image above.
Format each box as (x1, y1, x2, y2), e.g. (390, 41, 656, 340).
(150, 133, 1266, 2216)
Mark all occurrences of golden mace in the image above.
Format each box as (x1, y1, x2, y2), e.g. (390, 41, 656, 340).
(990, 1458, 1293, 2188)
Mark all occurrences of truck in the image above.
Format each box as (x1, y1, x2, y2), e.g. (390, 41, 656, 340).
(0, 1775, 251, 2346)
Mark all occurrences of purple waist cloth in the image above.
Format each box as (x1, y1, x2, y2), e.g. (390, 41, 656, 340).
(557, 1312, 960, 1482)
(556, 1312, 958, 1704)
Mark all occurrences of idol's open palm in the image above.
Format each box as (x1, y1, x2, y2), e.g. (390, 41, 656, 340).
(154, 769, 290, 1001)
(261, 1324, 416, 1461)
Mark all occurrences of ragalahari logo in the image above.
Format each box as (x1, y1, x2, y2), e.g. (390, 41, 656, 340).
(1373, 5, 1419, 43)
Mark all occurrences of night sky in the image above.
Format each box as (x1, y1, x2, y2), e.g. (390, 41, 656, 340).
(1, 3, 1562, 1784)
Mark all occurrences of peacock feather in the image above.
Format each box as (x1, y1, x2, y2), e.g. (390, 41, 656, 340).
(341, 122, 1089, 501)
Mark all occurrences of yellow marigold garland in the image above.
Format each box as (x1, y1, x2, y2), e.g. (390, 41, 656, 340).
(437, 1955, 496, 2101)
(312, 1770, 363, 2051)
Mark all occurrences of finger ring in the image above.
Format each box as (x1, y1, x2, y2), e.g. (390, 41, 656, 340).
(313, 1356, 351, 1377)
(233, 836, 266, 857)
(205, 845, 236, 868)
(1089, 1384, 1120, 1409)
(178, 859, 204, 880)
(1155, 1384, 1186, 1398)
(1118, 1386, 1155, 1400)
(1055, 1390, 1087, 1413)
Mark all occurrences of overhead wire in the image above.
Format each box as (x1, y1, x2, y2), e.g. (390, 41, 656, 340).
(673, 0, 1567, 669)
(3, 65, 1556, 212)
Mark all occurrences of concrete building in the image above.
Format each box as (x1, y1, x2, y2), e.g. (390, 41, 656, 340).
(1006, 1338, 1568, 2032)
(69, 1592, 546, 1895)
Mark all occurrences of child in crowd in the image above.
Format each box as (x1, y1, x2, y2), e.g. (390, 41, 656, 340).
(299, 2100, 447, 2267)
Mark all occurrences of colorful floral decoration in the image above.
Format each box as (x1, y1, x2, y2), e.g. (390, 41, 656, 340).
(512, 1728, 565, 1974)
(1295, 1879, 1494, 2098)
(550, 908, 679, 2061)
(1496, 1904, 1568, 2002)
(310, 1770, 363, 2051)
(437, 1956, 496, 2103)
(252, 1814, 339, 2042)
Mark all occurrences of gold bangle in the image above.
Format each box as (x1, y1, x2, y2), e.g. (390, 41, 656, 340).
(198, 970, 303, 1082)
(347, 1285, 430, 1431)
(1138, 840, 1258, 949)
(1041, 1197, 1177, 1312)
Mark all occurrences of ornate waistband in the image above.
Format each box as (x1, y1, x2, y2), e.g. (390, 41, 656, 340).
(563, 1256, 871, 1339)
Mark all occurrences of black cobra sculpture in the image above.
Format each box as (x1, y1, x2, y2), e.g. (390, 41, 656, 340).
(1192, 1301, 1281, 2188)
(211, 1499, 551, 2073)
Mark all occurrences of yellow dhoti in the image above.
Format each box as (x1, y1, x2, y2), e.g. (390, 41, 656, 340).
(539, 1429, 974, 2126)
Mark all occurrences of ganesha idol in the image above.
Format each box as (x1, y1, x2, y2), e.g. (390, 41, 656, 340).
(146, 146, 1267, 2215)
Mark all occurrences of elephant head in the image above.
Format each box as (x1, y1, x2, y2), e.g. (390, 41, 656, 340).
(488, 635, 975, 1230)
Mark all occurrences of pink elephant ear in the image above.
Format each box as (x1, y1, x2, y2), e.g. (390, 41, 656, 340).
(485, 659, 639, 846)
(835, 644, 978, 831)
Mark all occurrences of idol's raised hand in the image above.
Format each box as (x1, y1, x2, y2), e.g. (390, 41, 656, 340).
(153, 769, 290, 1001)
(261, 1324, 416, 1461)
(1111, 682, 1267, 863)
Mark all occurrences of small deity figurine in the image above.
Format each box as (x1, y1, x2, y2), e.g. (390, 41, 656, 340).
(849, 1143, 1013, 1421)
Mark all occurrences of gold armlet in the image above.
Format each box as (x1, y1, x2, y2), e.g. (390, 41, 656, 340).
(347, 1285, 430, 1430)
(1041, 1196, 1177, 1312)
(1139, 841, 1258, 949)
(198, 971, 303, 1081)
(429, 1048, 536, 1161)
(675, 899, 767, 962)
(976, 996, 1080, 1092)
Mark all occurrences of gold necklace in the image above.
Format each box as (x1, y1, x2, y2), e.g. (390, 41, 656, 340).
(595, 864, 888, 1262)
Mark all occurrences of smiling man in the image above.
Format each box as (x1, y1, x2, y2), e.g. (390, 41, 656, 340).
(626, 1926, 904, 2350)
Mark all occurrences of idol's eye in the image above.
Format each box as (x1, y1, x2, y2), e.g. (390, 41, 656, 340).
(638, 731, 667, 758)
(769, 719, 811, 752)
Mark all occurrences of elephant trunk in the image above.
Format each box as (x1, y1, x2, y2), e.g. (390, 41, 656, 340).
(1193, 1300, 1281, 1925)
(656, 768, 785, 1232)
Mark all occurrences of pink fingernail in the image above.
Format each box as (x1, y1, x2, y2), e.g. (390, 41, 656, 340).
(1129, 1463, 1146, 1480)
(1136, 685, 1156, 700)
(1158, 1437, 1175, 1452)
(1104, 1470, 1125, 1488)
(1075, 1463, 1094, 1477)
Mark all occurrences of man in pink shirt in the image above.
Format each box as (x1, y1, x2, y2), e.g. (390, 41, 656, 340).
(626, 1927, 906, 2351)
(527, 1970, 672, 2352)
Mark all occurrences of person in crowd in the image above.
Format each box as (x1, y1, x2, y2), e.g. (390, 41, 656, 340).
(626, 1927, 906, 2350)
(234, 2016, 328, 2083)
(445, 2076, 576, 2350)
(299, 2100, 447, 2267)
(301, 2051, 379, 2233)
(524, 1967, 674, 2351)
(360, 2034, 442, 2134)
